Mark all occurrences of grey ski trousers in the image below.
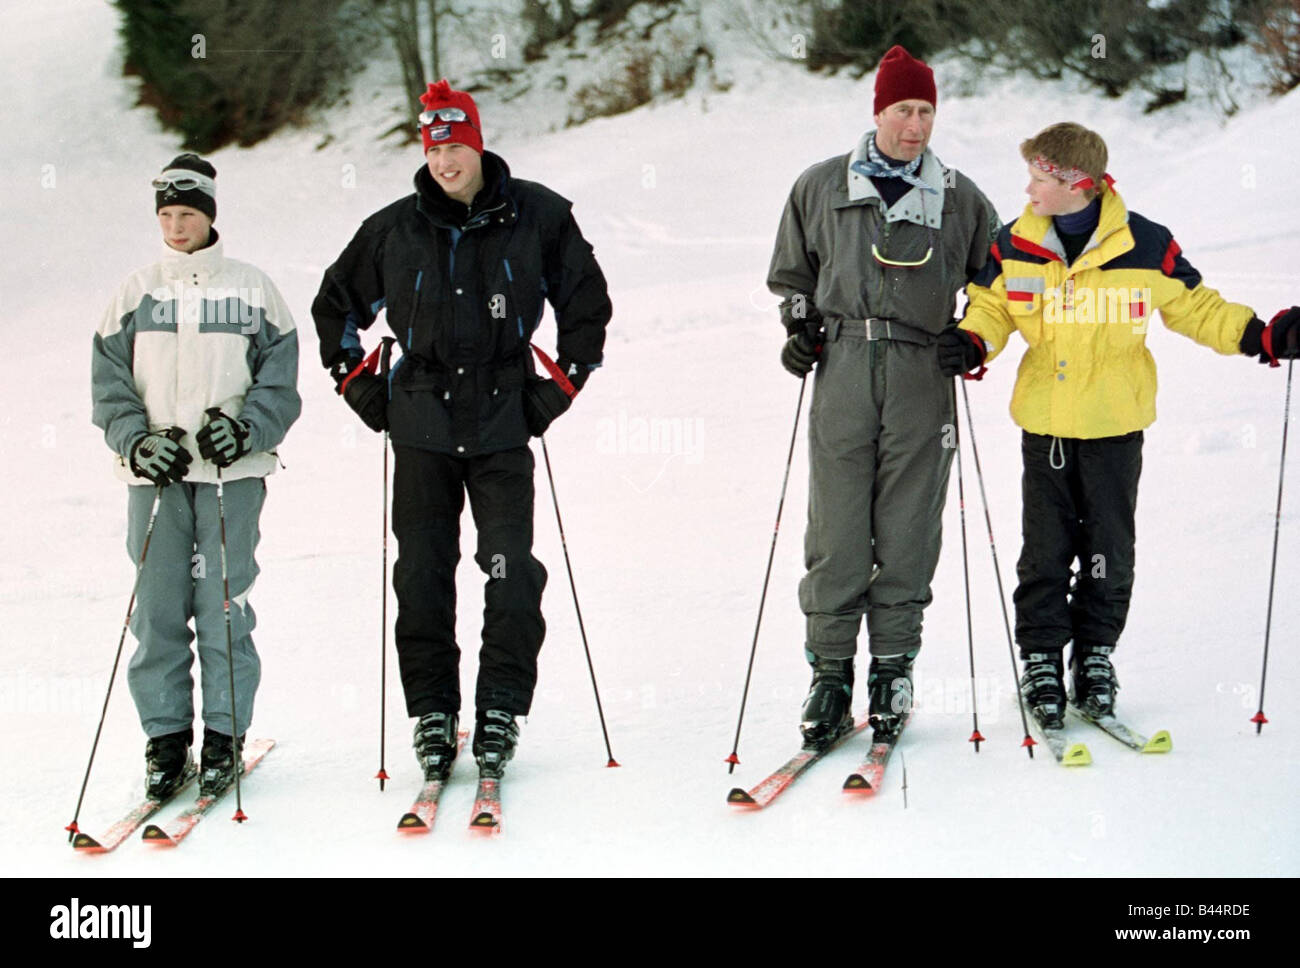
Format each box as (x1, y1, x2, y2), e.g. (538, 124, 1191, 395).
(125, 479, 264, 738)
(800, 329, 954, 660)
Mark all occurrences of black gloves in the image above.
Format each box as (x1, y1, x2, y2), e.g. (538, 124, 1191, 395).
(937, 328, 987, 378)
(1245, 308, 1300, 365)
(344, 374, 389, 433)
(780, 294, 823, 377)
(523, 356, 586, 437)
(781, 332, 821, 377)
(130, 427, 191, 486)
(331, 351, 388, 433)
(523, 378, 572, 437)
(197, 409, 251, 468)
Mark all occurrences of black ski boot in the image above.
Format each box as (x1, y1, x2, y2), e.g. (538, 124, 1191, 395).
(1020, 652, 1066, 730)
(145, 729, 195, 801)
(867, 651, 915, 739)
(413, 711, 459, 781)
(472, 709, 520, 778)
(799, 653, 854, 750)
(198, 726, 244, 797)
(1070, 643, 1119, 718)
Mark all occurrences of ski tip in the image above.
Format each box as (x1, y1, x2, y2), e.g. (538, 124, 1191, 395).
(1062, 743, 1092, 766)
(140, 824, 175, 845)
(71, 832, 103, 851)
(726, 788, 758, 806)
(397, 813, 429, 832)
(469, 813, 500, 832)
(1142, 730, 1173, 754)
(842, 774, 875, 793)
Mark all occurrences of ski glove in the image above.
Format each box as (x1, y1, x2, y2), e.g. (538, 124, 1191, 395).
(343, 374, 389, 433)
(1255, 307, 1300, 366)
(197, 409, 252, 468)
(780, 331, 821, 377)
(130, 428, 192, 486)
(523, 377, 572, 437)
(937, 328, 987, 378)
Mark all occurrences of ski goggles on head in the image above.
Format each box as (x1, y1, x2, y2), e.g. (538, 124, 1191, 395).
(151, 170, 216, 197)
(418, 106, 476, 127)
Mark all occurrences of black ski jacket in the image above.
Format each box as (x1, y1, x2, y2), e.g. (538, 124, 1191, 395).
(313, 152, 612, 456)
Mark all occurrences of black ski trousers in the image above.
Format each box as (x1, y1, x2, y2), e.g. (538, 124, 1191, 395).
(392, 444, 547, 718)
(1013, 431, 1143, 658)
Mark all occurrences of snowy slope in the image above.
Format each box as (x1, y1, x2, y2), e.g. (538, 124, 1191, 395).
(2, 0, 1297, 877)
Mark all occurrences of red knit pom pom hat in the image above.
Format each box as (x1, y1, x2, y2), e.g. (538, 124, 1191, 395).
(419, 79, 483, 154)
(873, 45, 936, 115)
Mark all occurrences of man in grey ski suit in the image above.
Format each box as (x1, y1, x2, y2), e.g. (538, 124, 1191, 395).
(91, 154, 300, 798)
(766, 46, 999, 745)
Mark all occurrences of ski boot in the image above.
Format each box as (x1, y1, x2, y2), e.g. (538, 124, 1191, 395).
(1020, 652, 1066, 730)
(867, 650, 915, 740)
(799, 653, 854, 750)
(198, 726, 245, 797)
(413, 711, 459, 781)
(145, 729, 195, 801)
(472, 709, 520, 778)
(1070, 643, 1119, 718)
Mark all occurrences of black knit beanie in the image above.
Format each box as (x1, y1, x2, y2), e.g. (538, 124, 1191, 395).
(154, 153, 217, 221)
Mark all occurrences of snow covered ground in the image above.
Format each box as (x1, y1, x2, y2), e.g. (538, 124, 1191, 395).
(2, 0, 1297, 880)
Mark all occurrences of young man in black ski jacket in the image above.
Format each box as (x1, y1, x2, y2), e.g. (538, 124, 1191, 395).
(313, 80, 612, 781)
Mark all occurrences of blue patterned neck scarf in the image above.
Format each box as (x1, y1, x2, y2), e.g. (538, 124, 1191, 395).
(850, 132, 937, 195)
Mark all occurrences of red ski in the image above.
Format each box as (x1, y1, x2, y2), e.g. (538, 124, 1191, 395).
(727, 714, 870, 809)
(469, 776, 503, 834)
(140, 738, 275, 846)
(70, 768, 197, 852)
(397, 730, 469, 833)
(843, 713, 912, 793)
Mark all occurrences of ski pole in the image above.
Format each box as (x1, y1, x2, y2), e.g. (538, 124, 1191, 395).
(1254, 358, 1293, 733)
(206, 410, 246, 821)
(726, 376, 807, 773)
(951, 381, 984, 752)
(376, 423, 391, 789)
(66, 441, 180, 842)
(539, 435, 619, 767)
(376, 337, 395, 789)
(958, 381, 1035, 758)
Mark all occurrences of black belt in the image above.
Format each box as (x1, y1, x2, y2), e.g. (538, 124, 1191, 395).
(826, 317, 935, 346)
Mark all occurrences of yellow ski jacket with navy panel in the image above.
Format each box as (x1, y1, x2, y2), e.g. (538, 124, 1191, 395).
(958, 187, 1253, 439)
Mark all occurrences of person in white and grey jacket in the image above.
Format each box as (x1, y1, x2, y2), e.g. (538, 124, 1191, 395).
(91, 154, 300, 800)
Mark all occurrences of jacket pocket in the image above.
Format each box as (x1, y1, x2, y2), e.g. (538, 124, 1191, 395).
(477, 359, 529, 450)
(387, 368, 453, 450)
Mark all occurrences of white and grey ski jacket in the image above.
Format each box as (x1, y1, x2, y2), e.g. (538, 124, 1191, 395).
(92, 237, 301, 484)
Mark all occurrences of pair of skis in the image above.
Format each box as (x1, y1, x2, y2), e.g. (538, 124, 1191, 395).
(396, 731, 503, 835)
(1030, 706, 1172, 766)
(70, 738, 275, 852)
(728, 713, 909, 809)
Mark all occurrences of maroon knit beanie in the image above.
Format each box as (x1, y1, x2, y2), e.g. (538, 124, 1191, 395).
(419, 79, 483, 154)
(873, 45, 937, 115)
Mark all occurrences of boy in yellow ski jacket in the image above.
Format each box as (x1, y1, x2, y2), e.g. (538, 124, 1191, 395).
(937, 122, 1300, 729)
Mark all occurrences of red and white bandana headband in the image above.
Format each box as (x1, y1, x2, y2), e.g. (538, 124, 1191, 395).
(1031, 155, 1114, 192)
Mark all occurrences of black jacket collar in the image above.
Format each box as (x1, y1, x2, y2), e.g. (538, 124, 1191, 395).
(415, 151, 514, 230)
